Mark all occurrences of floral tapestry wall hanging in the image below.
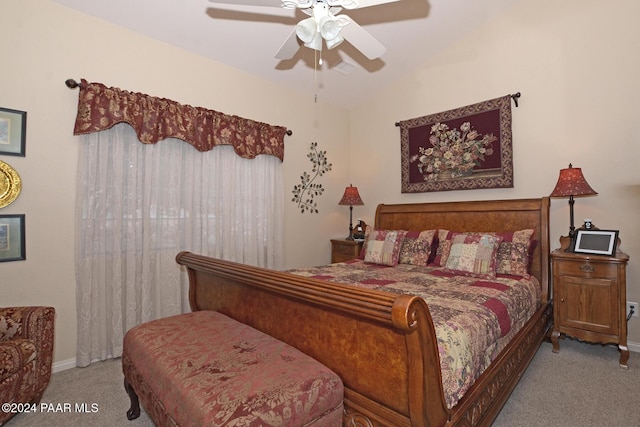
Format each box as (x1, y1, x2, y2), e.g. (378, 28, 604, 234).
(292, 142, 332, 214)
(398, 94, 514, 193)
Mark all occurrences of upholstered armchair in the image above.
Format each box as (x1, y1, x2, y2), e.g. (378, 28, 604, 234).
(0, 306, 55, 425)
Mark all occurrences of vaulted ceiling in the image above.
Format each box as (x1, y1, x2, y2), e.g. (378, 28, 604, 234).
(51, 0, 521, 110)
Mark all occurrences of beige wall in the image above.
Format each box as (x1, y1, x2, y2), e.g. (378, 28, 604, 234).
(1, 0, 350, 367)
(2, 0, 638, 368)
(350, 0, 640, 344)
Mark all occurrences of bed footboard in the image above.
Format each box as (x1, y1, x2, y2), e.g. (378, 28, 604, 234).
(176, 251, 449, 427)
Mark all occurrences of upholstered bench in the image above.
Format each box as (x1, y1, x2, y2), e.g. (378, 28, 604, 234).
(122, 311, 344, 426)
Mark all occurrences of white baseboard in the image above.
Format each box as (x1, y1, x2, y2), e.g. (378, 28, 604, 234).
(52, 358, 77, 373)
(628, 340, 640, 354)
(52, 356, 123, 373)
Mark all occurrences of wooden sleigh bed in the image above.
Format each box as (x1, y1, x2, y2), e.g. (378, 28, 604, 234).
(175, 197, 552, 427)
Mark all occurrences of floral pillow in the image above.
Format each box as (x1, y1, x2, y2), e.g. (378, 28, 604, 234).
(443, 232, 504, 279)
(363, 229, 407, 266)
(358, 226, 372, 259)
(494, 229, 535, 278)
(432, 229, 453, 266)
(398, 230, 436, 266)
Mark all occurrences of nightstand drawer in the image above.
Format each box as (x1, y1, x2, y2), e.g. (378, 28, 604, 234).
(555, 259, 617, 279)
(331, 239, 363, 263)
(334, 244, 357, 257)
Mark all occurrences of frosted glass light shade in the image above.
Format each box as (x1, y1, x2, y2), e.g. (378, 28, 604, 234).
(304, 32, 323, 50)
(319, 16, 341, 40)
(296, 18, 317, 43)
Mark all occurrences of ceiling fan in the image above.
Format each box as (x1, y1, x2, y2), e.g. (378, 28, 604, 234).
(208, 0, 402, 60)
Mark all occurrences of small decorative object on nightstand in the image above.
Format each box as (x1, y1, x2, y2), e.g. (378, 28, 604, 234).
(331, 239, 363, 263)
(551, 235, 630, 368)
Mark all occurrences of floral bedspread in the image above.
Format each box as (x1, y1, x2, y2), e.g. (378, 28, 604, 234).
(287, 260, 540, 409)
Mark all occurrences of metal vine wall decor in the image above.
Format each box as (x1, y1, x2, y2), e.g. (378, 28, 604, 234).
(292, 142, 332, 214)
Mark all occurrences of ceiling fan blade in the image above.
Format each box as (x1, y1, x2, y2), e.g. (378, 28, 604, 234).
(339, 16, 386, 59)
(329, 0, 401, 9)
(208, 0, 284, 7)
(351, 0, 402, 7)
(275, 28, 301, 60)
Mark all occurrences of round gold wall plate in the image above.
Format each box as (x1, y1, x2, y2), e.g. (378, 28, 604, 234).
(0, 160, 21, 208)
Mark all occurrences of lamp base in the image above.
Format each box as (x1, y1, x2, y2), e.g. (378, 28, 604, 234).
(564, 196, 577, 252)
(559, 232, 577, 252)
(565, 231, 577, 252)
(346, 225, 354, 240)
(345, 206, 354, 240)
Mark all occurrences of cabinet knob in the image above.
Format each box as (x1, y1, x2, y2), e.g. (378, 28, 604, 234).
(579, 264, 595, 273)
(560, 298, 564, 303)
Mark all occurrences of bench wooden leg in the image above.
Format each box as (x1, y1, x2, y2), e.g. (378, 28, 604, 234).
(124, 379, 141, 420)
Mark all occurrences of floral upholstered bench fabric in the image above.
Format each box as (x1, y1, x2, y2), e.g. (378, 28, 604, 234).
(122, 311, 344, 426)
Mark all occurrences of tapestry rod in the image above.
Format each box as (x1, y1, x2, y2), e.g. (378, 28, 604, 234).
(510, 92, 521, 107)
(65, 78, 80, 89)
(64, 78, 293, 136)
(394, 92, 522, 127)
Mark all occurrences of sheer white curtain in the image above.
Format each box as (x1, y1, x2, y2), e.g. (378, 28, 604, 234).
(75, 123, 284, 367)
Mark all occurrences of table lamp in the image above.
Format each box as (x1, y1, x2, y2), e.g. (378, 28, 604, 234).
(549, 163, 598, 252)
(338, 184, 364, 240)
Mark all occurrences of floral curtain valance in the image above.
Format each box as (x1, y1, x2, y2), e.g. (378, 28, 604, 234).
(72, 79, 287, 161)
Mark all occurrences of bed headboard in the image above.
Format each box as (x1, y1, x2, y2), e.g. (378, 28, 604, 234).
(375, 197, 550, 303)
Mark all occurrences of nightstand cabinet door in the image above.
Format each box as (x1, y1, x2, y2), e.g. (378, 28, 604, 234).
(551, 249, 629, 368)
(331, 239, 363, 263)
(556, 274, 618, 336)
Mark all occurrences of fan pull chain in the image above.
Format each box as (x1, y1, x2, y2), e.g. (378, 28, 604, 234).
(314, 49, 319, 103)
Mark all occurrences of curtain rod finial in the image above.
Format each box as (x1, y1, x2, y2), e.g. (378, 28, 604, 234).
(511, 92, 521, 107)
(65, 79, 80, 89)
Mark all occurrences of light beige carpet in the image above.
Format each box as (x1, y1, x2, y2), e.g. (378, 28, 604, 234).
(5, 338, 639, 426)
(493, 339, 640, 426)
(5, 358, 153, 427)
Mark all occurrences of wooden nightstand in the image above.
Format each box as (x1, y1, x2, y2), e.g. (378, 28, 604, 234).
(550, 240, 630, 368)
(331, 239, 363, 263)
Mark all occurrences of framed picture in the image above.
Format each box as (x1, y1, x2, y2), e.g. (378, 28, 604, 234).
(0, 214, 26, 262)
(398, 95, 514, 193)
(0, 107, 27, 157)
(574, 229, 619, 256)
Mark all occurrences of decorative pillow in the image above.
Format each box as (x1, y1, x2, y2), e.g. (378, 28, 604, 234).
(358, 226, 372, 259)
(398, 230, 436, 266)
(494, 229, 535, 278)
(363, 229, 407, 266)
(432, 229, 452, 266)
(443, 232, 504, 279)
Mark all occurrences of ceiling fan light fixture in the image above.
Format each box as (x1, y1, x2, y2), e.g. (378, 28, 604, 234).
(325, 34, 344, 49)
(304, 32, 323, 51)
(296, 17, 318, 43)
(319, 16, 341, 40)
(212, 0, 390, 61)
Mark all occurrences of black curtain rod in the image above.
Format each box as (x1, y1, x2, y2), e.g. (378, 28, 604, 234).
(394, 92, 522, 127)
(510, 92, 521, 107)
(64, 78, 293, 136)
(65, 78, 81, 89)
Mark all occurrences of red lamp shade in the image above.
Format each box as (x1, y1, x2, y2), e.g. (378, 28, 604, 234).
(549, 164, 598, 198)
(338, 185, 364, 206)
(549, 164, 597, 252)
